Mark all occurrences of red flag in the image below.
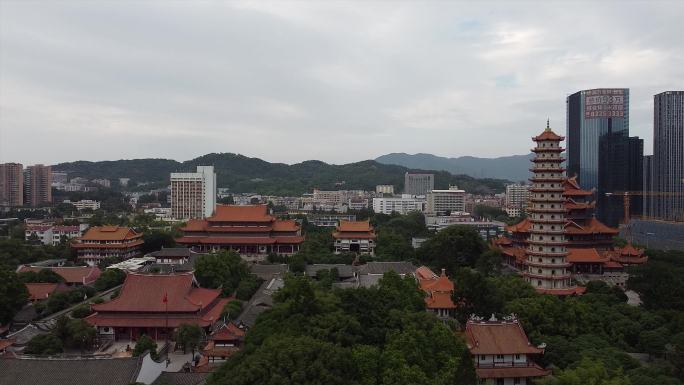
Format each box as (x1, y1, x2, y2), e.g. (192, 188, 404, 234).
(162, 292, 168, 303)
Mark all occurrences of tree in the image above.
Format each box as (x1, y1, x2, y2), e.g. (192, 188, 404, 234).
(141, 229, 177, 254)
(194, 251, 251, 296)
(133, 335, 158, 359)
(537, 358, 631, 385)
(18, 269, 65, 283)
(66, 319, 96, 351)
(235, 275, 262, 300)
(71, 305, 93, 319)
(93, 268, 126, 291)
(25, 334, 64, 355)
(221, 300, 244, 320)
(417, 225, 487, 274)
(0, 268, 30, 324)
(176, 323, 204, 354)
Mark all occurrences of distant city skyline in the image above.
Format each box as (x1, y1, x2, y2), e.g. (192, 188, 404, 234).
(1, 1, 683, 165)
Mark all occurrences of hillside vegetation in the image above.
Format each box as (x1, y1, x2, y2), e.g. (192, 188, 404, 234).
(54, 153, 510, 195)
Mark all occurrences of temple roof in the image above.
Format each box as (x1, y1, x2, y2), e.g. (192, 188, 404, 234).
(208, 205, 273, 222)
(565, 218, 619, 235)
(17, 265, 102, 285)
(426, 291, 456, 309)
(476, 364, 551, 379)
(506, 218, 531, 233)
(210, 322, 245, 341)
(533, 127, 564, 141)
(465, 319, 544, 355)
(567, 248, 608, 263)
(417, 267, 454, 292)
(25, 282, 68, 301)
(336, 220, 373, 232)
(78, 226, 141, 241)
(91, 272, 220, 313)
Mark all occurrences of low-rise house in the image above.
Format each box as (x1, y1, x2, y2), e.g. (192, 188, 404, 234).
(17, 265, 102, 286)
(202, 322, 245, 362)
(416, 266, 456, 319)
(464, 315, 550, 385)
(332, 220, 376, 255)
(72, 226, 144, 266)
(24, 282, 69, 302)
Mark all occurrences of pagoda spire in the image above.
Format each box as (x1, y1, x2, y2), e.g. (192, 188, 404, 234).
(546, 118, 551, 131)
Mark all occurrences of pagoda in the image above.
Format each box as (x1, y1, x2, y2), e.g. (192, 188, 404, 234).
(521, 122, 583, 295)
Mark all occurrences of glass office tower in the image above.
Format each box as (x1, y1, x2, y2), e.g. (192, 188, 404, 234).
(653, 91, 684, 222)
(567, 88, 642, 227)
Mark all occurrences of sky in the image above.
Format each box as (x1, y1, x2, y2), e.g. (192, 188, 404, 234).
(1, 1, 683, 166)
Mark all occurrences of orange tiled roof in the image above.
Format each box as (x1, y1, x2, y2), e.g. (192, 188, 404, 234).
(615, 244, 644, 257)
(565, 218, 619, 235)
(533, 129, 564, 141)
(208, 205, 273, 222)
(211, 322, 245, 341)
(567, 248, 608, 263)
(272, 220, 300, 232)
(415, 266, 438, 281)
(465, 320, 544, 355)
(426, 291, 456, 309)
(506, 218, 531, 233)
(336, 220, 373, 232)
(332, 232, 377, 239)
(476, 364, 551, 379)
(25, 283, 67, 301)
(17, 266, 102, 285)
(78, 226, 141, 241)
(419, 269, 454, 292)
(182, 219, 207, 232)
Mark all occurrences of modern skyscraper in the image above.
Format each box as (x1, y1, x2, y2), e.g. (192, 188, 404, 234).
(170, 166, 216, 220)
(653, 91, 684, 221)
(567, 88, 642, 226)
(522, 122, 581, 295)
(0, 163, 24, 207)
(23, 164, 52, 207)
(404, 172, 434, 196)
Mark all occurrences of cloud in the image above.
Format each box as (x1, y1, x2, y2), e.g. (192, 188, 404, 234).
(1, 0, 682, 165)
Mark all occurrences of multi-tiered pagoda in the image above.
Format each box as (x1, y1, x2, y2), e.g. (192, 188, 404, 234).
(521, 123, 584, 295)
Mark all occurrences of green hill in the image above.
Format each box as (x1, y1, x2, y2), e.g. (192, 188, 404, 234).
(54, 153, 510, 195)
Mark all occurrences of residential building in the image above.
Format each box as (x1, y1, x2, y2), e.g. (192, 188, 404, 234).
(17, 265, 102, 286)
(372, 195, 426, 214)
(23, 164, 52, 206)
(347, 198, 369, 210)
(464, 315, 551, 385)
(505, 183, 530, 215)
(425, 214, 505, 240)
(566, 88, 643, 226)
(92, 178, 111, 188)
(24, 224, 86, 246)
(415, 266, 456, 319)
(86, 272, 229, 341)
(72, 226, 144, 266)
(51, 171, 68, 184)
(0, 162, 23, 206)
(118, 177, 130, 186)
(376, 184, 394, 194)
(305, 213, 356, 227)
(332, 220, 376, 255)
(505, 207, 523, 218)
(427, 186, 466, 214)
(170, 166, 216, 220)
(64, 199, 101, 210)
(521, 123, 583, 295)
(176, 205, 304, 259)
(148, 247, 194, 265)
(404, 172, 434, 196)
(652, 91, 684, 221)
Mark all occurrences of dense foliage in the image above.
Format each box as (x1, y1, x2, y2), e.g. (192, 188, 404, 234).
(208, 273, 476, 385)
(18, 269, 64, 283)
(417, 225, 487, 275)
(93, 268, 127, 291)
(54, 154, 510, 195)
(176, 323, 204, 354)
(26, 317, 97, 354)
(0, 268, 30, 324)
(195, 251, 262, 297)
(133, 335, 159, 359)
(0, 239, 75, 269)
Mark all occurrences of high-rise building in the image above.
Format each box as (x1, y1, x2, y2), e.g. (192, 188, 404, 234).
(404, 172, 434, 196)
(170, 166, 216, 220)
(643, 155, 655, 217)
(522, 123, 582, 295)
(653, 91, 684, 222)
(426, 186, 466, 214)
(566, 88, 642, 226)
(23, 164, 52, 207)
(0, 163, 24, 207)
(505, 183, 530, 209)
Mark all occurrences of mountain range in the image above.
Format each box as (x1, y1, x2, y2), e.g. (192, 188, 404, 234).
(53, 153, 511, 196)
(375, 153, 533, 181)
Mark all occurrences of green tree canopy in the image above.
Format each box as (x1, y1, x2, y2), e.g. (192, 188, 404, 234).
(0, 268, 29, 324)
(194, 251, 251, 296)
(417, 225, 487, 274)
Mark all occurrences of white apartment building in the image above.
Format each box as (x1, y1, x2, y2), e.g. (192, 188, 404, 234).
(505, 183, 530, 210)
(64, 199, 101, 210)
(372, 195, 426, 215)
(25, 224, 88, 246)
(170, 166, 216, 220)
(375, 185, 395, 195)
(427, 186, 466, 214)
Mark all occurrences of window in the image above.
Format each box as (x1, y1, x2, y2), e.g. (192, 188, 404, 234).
(497, 379, 505, 385)
(496, 354, 504, 360)
(537, 280, 542, 286)
(514, 378, 521, 384)
(515, 354, 521, 360)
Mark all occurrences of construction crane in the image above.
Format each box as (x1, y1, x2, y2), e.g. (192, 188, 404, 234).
(605, 191, 684, 225)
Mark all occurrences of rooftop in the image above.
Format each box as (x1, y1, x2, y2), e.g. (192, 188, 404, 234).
(78, 226, 141, 241)
(0, 356, 143, 385)
(465, 318, 544, 355)
(208, 205, 273, 222)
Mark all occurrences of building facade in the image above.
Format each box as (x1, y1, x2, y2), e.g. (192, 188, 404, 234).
(375, 184, 395, 194)
(372, 195, 426, 214)
(416, 266, 456, 319)
(171, 166, 216, 220)
(332, 220, 376, 255)
(652, 91, 684, 221)
(0, 163, 24, 206)
(23, 164, 52, 207)
(505, 183, 530, 214)
(567, 88, 643, 226)
(521, 124, 582, 295)
(72, 226, 144, 266)
(426, 186, 466, 214)
(404, 172, 434, 196)
(176, 205, 304, 258)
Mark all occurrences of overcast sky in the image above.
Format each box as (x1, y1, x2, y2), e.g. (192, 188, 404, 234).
(1, 1, 682, 166)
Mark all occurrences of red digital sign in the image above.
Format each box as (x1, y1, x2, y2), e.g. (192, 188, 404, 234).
(584, 88, 626, 119)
